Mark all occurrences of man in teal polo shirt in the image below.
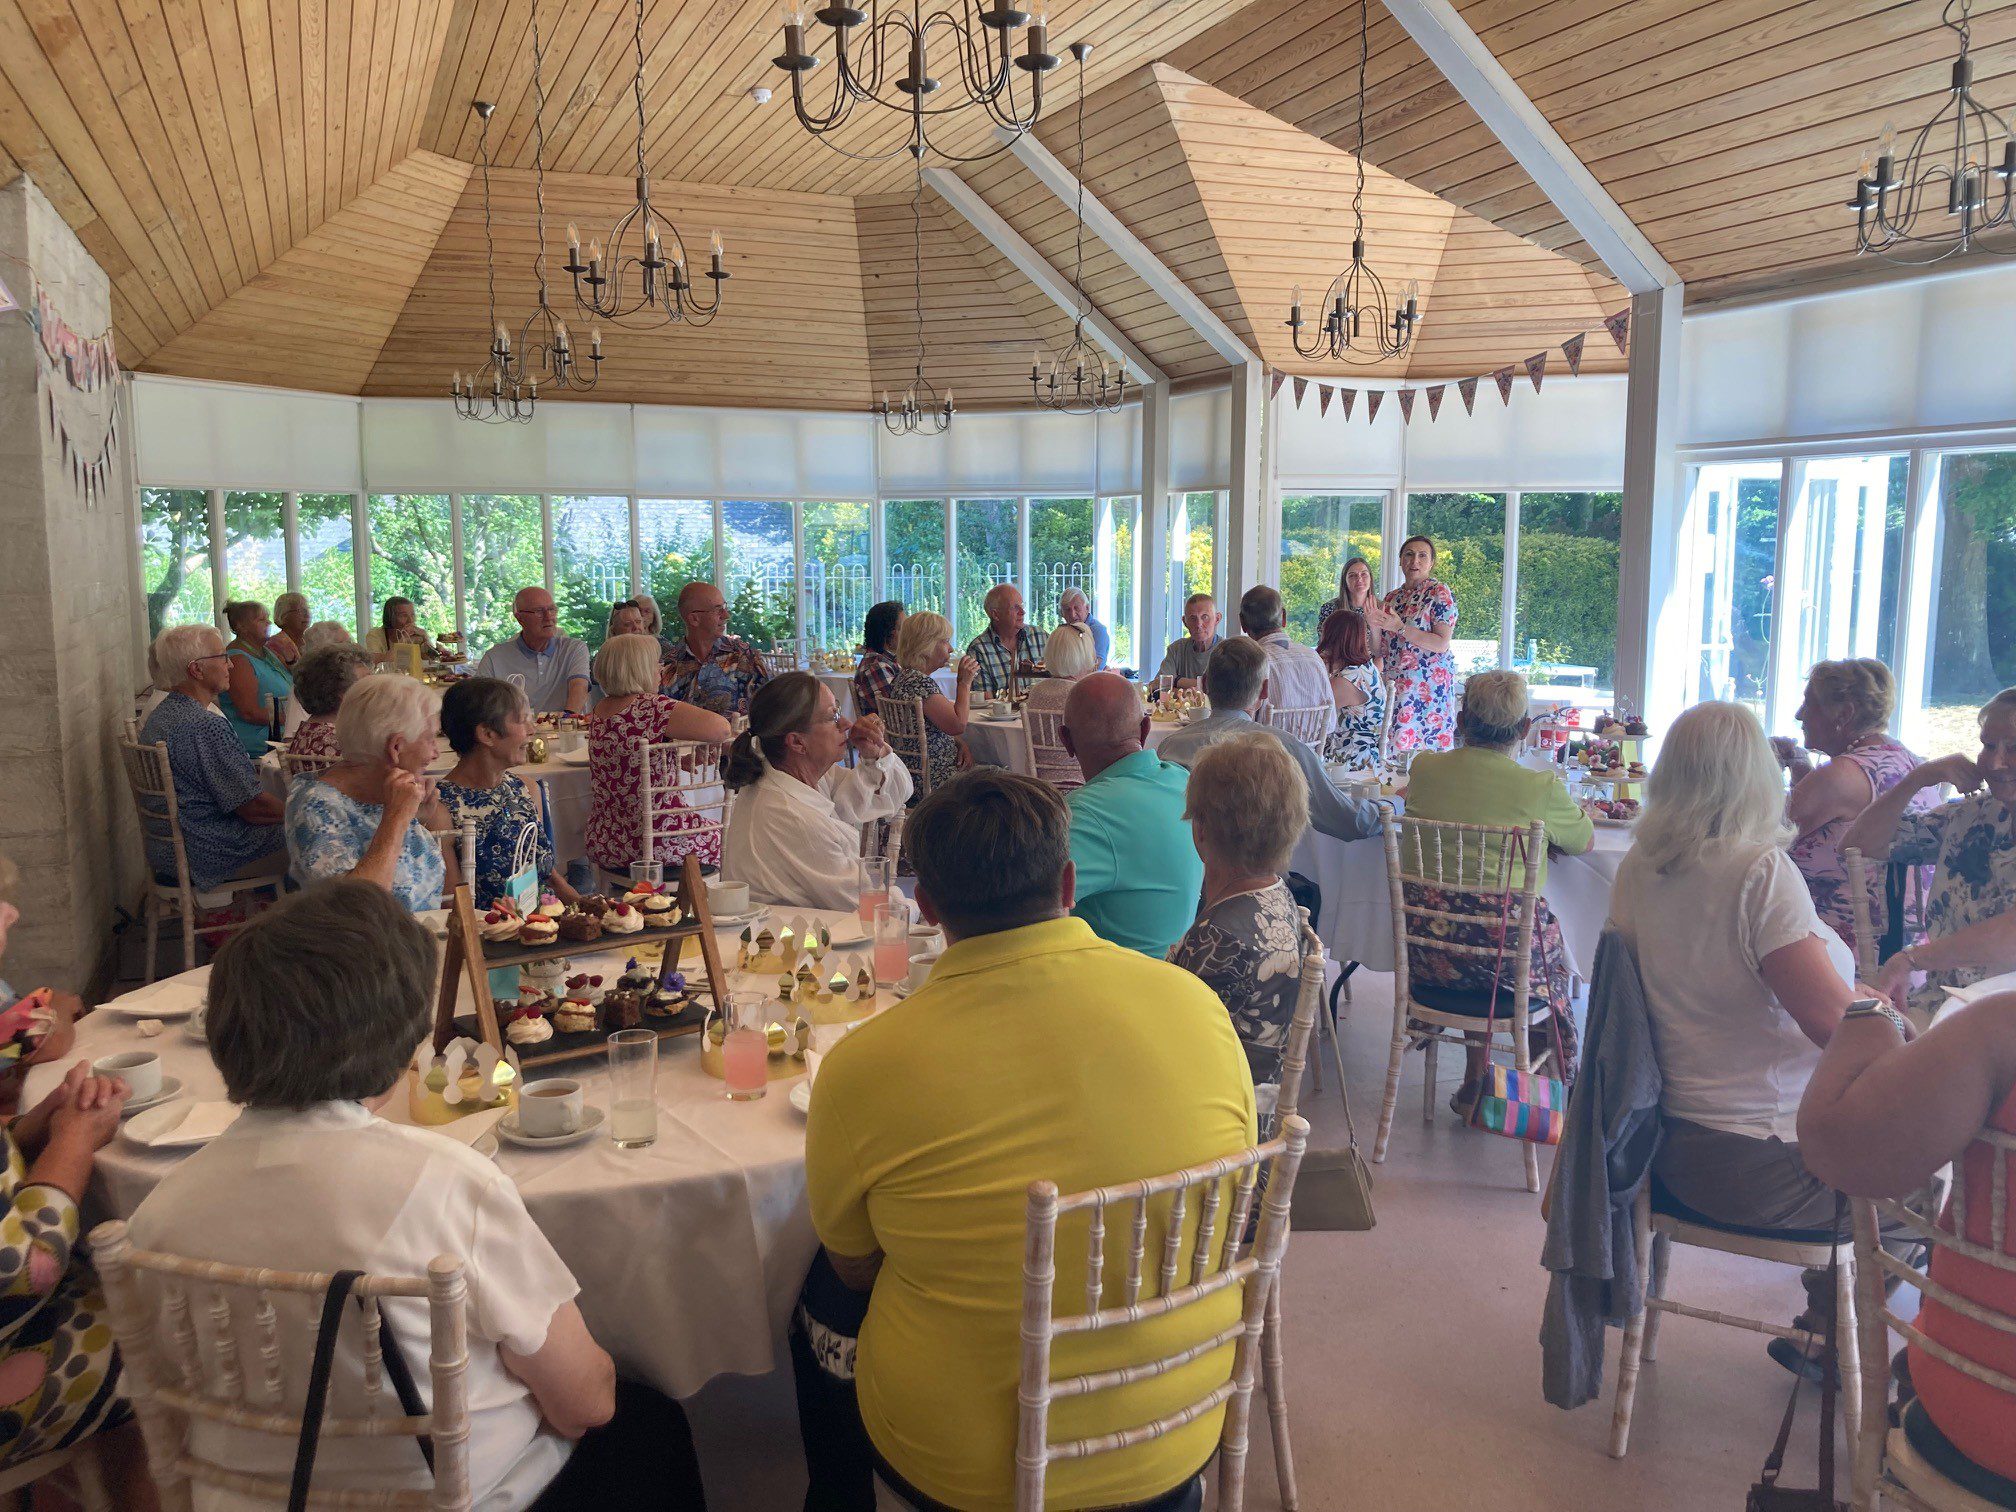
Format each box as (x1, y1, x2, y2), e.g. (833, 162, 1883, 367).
(1059, 673, 1204, 958)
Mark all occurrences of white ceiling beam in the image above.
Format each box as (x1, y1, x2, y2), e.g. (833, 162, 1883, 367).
(1004, 129, 1256, 366)
(1378, 0, 1678, 294)
(922, 167, 1166, 385)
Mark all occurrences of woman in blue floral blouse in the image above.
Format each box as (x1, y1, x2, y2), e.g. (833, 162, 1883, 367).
(435, 679, 576, 908)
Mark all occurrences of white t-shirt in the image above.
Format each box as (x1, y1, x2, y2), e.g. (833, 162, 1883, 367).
(1609, 843, 1853, 1141)
(129, 1101, 578, 1511)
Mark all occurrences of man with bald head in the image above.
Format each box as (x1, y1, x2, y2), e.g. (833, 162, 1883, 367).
(473, 586, 591, 713)
(965, 583, 1046, 697)
(1060, 672, 1204, 957)
(663, 579, 772, 716)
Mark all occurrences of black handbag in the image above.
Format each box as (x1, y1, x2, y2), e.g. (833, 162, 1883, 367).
(287, 1272, 433, 1512)
(1744, 1196, 1849, 1512)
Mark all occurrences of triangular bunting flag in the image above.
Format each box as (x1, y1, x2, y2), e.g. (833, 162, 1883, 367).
(1561, 332, 1586, 377)
(1524, 351, 1548, 392)
(1318, 384, 1334, 417)
(1365, 390, 1384, 425)
(0, 275, 16, 316)
(1603, 310, 1631, 354)
(1397, 388, 1416, 422)
(1492, 366, 1516, 405)
(1269, 370, 1286, 400)
(1426, 385, 1445, 421)
(1292, 376, 1308, 408)
(1457, 376, 1478, 415)
(1339, 388, 1356, 421)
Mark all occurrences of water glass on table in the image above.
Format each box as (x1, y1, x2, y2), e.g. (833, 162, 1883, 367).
(607, 1029, 659, 1147)
(723, 993, 769, 1102)
(858, 856, 895, 926)
(629, 861, 664, 889)
(873, 901, 910, 987)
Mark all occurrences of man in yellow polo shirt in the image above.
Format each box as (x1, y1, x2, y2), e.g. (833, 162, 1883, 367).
(806, 770, 1257, 1511)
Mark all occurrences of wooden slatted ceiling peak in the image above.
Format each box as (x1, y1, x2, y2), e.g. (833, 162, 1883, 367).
(0, 0, 457, 362)
(137, 151, 470, 389)
(418, 0, 1266, 196)
(361, 165, 873, 406)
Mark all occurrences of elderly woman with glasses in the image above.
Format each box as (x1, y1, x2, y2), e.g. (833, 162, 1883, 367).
(437, 678, 575, 909)
(284, 674, 458, 913)
(720, 671, 912, 911)
(268, 591, 311, 667)
(137, 624, 288, 892)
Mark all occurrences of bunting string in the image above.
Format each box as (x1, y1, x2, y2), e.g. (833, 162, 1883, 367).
(8, 273, 124, 508)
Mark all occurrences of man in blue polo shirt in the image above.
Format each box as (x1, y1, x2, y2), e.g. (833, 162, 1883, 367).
(473, 587, 591, 714)
(1059, 672, 1204, 958)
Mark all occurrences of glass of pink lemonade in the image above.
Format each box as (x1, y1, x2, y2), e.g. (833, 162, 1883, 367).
(723, 993, 770, 1102)
(858, 856, 893, 925)
(873, 900, 909, 986)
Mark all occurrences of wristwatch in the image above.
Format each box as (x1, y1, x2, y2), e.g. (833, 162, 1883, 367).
(1842, 997, 1911, 1039)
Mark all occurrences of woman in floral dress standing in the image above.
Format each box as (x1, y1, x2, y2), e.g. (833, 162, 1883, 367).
(585, 635, 734, 883)
(1369, 535, 1459, 755)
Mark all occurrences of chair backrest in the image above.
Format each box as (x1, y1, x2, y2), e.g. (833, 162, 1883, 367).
(1262, 703, 1332, 752)
(1015, 1115, 1311, 1512)
(879, 695, 932, 801)
(1850, 1130, 2016, 1504)
(1843, 845, 1929, 977)
(769, 637, 807, 672)
(1382, 810, 1545, 1016)
(89, 1219, 472, 1511)
(1020, 703, 1083, 793)
(278, 750, 340, 781)
(1273, 917, 1329, 1129)
(119, 737, 190, 893)
(639, 738, 730, 863)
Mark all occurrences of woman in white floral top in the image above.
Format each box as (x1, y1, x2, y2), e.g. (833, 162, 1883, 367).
(1171, 733, 1313, 1112)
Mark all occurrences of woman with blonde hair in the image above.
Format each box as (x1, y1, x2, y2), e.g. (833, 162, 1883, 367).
(1777, 657, 1931, 957)
(888, 611, 978, 797)
(268, 591, 311, 666)
(220, 599, 295, 757)
(584, 633, 734, 880)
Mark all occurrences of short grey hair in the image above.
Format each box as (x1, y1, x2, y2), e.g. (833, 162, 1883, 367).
(292, 645, 371, 717)
(1185, 732, 1308, 873)
(209, 879, 435, 1108)
(1458, 670, 1529, 748)
(594, 633, 663, 697)
(1059, 587, 1090, 614)
(1045, 622, 1099, 678)
(1238, 585, 1286, 637)
(152, 623, 224, 689)
(301, 621, 354, 654)
(272, 591, 310, 625)
(1203, 637, 1268, 712)
(334, 673, 440, 762)
(632, 593, 665, 636)
(1980, 687, 2016, 729)
(982, 582, 1019, 619)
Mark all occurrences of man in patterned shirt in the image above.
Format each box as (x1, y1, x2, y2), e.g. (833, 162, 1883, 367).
(663, 580, 773, 716)
(964, 584, 1046, 697)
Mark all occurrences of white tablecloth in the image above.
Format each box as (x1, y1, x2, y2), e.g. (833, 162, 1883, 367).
(1291, 814, 1633, 980)
(964, 716, 1178, 776)
(817, 668, 954, 719)
(31, 907, 897, 1398)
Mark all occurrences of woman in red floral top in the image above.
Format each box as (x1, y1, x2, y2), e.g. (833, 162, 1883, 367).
(585, 635, 734, 880)
(284, 645, 370, 760)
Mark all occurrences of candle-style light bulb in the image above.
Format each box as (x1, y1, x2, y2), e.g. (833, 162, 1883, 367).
(590, 326, 603, 355)
(782, 0, 805, 26)
(710, 229, 724, 260)
(567, 222, 580, 251)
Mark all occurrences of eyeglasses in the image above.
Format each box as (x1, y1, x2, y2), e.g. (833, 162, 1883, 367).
(518, 607, 558, 620)
(188, 652, 231, 669)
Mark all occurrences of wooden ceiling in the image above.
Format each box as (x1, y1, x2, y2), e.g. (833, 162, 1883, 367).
(1, 0, 1995, 404)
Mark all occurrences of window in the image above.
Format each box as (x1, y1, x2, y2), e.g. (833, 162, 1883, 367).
(1280, 493, 1383, 645)
(460, 495, 546, 653)
(802, 501, 873, 653)
(1404, 493, 1505, 676)
(223, 492, 288, 614)
(1916, 450, 2016, 756)
(1513, 492, 1622, 699)
(953, 498, 1019, 646)
(551, 495, 632, 651)
(1779, 457, 1905, 725)
(722, 500, 795, 648)
(884, 499, 947, 619)
(1685, 463, 1782, 714)
(1170, 491, 1219, 632)
(141, 488, 215, 641)
(365, 494, 455, 646)
(1105, 496, 1139, 669)
(296, 495, 357, 631)
(1030, 496, 1094, 634)
(639, 498, 714, 632)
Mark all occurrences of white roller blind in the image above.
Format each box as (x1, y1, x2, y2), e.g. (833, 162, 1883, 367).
(1272, 387, 1405, 483)
(1171, 387, 1231, 490)
(1403, 376, 1626, 488)
(133, 377, 363, 490)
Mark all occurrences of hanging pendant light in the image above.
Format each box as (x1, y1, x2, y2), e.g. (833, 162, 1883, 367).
(1848, 0, 2016, 266)
(450, 102, 537, 423)
(562, 0, 727, 329)
(1032, 42, 1125, 415)
(516, 0, 603, 390)
(1282, 0, 1420, 365)
(874, 156, 954, 435)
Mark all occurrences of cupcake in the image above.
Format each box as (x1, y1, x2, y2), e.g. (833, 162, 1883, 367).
(505, 1008, 553, 1047)
(557, 911, 603, 943)
(479, 903, 523, 943)
(519, 915, 560, 946)
(1625, 717, 1649, 737)
(553, 997, 597, 1034)
(575, 894, 612, 919)
(599, 991, 643, 1032)
(622, 881, 661, 907)
(534, 893, 566, 921)
(640, 893, 678, 928)
(564, 971, 607, 1004)
(644, 981, 689, 1019)
(603, 901, 645, 935)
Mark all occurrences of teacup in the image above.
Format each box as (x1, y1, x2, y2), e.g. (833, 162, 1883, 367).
(518, 1078, 585, 1137)
(906, 951, 942, 991)
(711, 880, 751, 916)
(94, 1050, 162, 1102)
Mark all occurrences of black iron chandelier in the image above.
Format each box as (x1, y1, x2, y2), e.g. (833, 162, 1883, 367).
(1848, 0, 2016, 266)
(875, 159, 954, 435)
(451, 102, 537, 423)
(1031, 43, 1125, 415)
(774, 0, 1059, 164)
(517, 0, 602, 390)
(1284, 0, 1419, 364)
(562, 0, 727, 328)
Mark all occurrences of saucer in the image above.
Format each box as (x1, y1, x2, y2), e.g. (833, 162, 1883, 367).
(119, 1078, 185, 1117)
(789, 1080, 812, 1116)
(106, 994, 199, 1022)
(710, 908, 761, 928)
(497, 1105, 606, 1149)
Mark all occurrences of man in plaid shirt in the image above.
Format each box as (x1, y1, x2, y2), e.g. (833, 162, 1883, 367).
(964, 584, 1046, 697)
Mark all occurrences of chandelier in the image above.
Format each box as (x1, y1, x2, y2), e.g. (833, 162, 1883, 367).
(1283, 0, 1419, 364)
(875, 160, 954, 435)
(1031, 43, 1125, 415)
(1848, 0, 2016, 266)
(562, 0, 727, 328)
(450, 102, 536, 424)
(773, 0, 1059, 164)
(516, 0, 602, 390)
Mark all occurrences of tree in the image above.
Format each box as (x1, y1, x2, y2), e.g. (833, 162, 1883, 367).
(142, 489, 351, 640)
(1928, 452, 2016, 701)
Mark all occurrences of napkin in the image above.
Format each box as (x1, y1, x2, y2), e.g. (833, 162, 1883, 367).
(126, 1102, 240, 1148)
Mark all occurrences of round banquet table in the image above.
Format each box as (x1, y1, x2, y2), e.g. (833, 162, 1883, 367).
(816, 667, 954, 719)
(1290, 803, 1633, 982)
(963, 713, 1178, 776)
(28, 906, 905, 1400)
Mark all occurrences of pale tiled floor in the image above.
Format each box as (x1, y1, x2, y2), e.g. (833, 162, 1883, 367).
(682, 965, 1850, 1510)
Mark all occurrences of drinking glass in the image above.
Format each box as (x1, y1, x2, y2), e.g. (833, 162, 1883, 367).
(629, 861, 664, 888)
(607, 1029, 659, 1147)
(873, 900, 910, 987)
(857, 856, 894, 926)
(723, 993, 770, 1102)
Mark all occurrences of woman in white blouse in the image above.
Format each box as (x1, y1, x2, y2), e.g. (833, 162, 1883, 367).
(720, 671, 913, 911)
